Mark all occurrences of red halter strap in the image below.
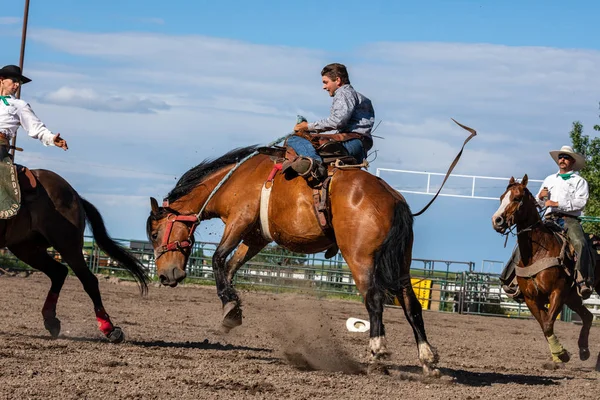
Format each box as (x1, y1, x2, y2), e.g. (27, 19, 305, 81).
(155, 213, 199, 260)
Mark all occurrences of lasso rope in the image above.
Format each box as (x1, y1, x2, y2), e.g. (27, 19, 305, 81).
(195, 132, 295, 220)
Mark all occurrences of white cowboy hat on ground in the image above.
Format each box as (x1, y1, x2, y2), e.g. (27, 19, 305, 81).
(345, 317, 370, 333)
(549, 145, 586, 171)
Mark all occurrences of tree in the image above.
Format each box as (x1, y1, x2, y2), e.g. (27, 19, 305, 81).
(569, 102, 600, 235)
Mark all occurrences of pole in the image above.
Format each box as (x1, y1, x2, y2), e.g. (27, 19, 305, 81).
(10, 0, 31, 157)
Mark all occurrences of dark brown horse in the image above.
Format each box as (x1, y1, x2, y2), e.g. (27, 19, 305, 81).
(1, 169, 149, 342)
(492, 175, 600, 368)
(146, 146, 441, 375)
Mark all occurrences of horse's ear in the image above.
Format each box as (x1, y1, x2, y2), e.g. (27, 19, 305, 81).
(522, 174, 528, 187)
(150, 197, 159, 214)
(509, 176, 515, 185)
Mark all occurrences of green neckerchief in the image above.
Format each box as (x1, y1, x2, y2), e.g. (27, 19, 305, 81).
(0, 95, 10, 106)
(558, 172, 574, 180)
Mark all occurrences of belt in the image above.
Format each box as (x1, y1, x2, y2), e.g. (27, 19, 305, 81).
(547, 212, 579, 220)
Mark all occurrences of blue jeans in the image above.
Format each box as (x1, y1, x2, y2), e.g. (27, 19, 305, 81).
(286, 137, 365, 163)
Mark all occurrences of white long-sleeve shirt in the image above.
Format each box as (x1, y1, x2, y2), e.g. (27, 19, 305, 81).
(0, 95, 56, 146)
(536, 171, 589, 217)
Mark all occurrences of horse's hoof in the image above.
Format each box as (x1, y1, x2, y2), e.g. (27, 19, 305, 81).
(44, 318, 61, 339)
(552, 351, 570, 363)
(370, 349, 391, 361)
(425, 367, 442, 378)
(558, 351, 570, 363)
(222, 302, 242, 331)
(106, 326, 125, 344)
(580, 347, 591, 361)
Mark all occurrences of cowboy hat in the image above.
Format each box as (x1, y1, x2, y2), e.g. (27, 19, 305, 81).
(0, 65, 31, 84)
(549, 145, 586, 171)
(345, 317, 370, 333)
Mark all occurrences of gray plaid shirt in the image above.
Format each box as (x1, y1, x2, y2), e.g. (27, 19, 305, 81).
(307, 84, 374, 137)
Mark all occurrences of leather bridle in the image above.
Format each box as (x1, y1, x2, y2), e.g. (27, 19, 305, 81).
(154, 213, 199, 260)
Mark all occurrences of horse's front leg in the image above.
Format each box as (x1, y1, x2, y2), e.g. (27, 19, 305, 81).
(212, 222, 258, 331)
(525, 291, 570, 363)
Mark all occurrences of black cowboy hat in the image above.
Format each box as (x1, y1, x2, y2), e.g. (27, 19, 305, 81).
(0, 65, 31, 84)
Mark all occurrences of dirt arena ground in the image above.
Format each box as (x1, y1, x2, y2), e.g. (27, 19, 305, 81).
(0, 273, 598, 399)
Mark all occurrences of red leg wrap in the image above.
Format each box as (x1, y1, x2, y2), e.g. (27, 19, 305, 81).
(42, 292, 59, 320)
(95, 308, 114, 336)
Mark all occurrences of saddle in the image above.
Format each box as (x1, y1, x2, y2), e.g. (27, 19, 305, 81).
(0, 144, 37, 219)
(257, 138, 368, 260)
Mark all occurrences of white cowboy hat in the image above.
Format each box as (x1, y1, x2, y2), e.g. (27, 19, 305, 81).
(549, 145, 586, 171)
(345, 317, 370, 333)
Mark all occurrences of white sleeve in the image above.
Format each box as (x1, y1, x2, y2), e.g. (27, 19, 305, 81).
(17, 102, 56, 146)
(535, 178, 549, 208)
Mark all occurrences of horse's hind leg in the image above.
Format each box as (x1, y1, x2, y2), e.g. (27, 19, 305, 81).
(364, 281, 389, 360)
(9, 244, 68, 338)
(393, 278, 440, 376)
(565, 293, 593, 361)
(54, 245, 124, 343)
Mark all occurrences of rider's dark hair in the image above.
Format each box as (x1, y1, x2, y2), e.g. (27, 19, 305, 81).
(321, 63, 350, 85)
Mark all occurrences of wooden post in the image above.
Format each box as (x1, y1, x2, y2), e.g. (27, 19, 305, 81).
(10, 0, 31, 158)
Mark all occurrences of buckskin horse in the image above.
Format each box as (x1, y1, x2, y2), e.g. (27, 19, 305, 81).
(146, 123, 475, 375)
(492, 175, 600, 369)
(1, 169, 149, 342)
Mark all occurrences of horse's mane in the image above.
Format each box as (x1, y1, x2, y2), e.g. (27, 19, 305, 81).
(165, 145, 259, 203)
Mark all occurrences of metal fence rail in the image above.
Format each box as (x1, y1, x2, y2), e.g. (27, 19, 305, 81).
(2, 237, 599, 321)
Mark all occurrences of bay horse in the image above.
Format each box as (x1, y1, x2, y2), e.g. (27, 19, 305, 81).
(1, 169, 149, 342)
(492, 175, 600, 368)
(146, 145, 445, 375)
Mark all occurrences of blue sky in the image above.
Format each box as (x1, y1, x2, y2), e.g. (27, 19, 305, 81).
(2, 0, 600, 273)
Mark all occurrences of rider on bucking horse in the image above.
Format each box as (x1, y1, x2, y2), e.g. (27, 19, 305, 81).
(283, 63, 375, 181)
(500, 145, 595, 300)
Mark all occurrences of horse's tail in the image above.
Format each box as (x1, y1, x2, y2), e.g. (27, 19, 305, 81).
(80, 198, 150, 295)
(372, 200, 414, 294)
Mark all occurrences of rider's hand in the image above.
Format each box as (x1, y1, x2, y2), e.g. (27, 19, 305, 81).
(538, 188, 549, 200)
(294, 121, 308, 132)
(545, 200, 558, 207)
(53, 133, 68, 151)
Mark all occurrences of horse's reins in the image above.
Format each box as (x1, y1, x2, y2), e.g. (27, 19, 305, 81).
(411, 119, 477, 217)
(154, 132, 296, 260)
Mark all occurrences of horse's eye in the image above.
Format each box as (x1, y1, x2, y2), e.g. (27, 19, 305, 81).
(151, 232, 158, 241)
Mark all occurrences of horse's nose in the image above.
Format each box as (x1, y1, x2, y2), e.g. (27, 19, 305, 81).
(159, 267, 187, 287)
(172, 268, 187, 282)
(494, 216, 504, 226)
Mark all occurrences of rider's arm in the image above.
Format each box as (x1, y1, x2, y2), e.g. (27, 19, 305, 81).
(16, 102, 56, 146)
(557, 177, 589, 212)
(308, 87, 357, 133)
(535, 179, 549, 208)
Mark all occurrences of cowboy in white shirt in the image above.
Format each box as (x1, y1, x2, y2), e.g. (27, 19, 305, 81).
(500, 145, 595, 300)
(0, 64, 68, 161)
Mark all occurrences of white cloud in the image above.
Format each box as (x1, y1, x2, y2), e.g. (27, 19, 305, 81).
(0, 17, 20, 25)
(11, 28, 600, 244)
(36, 86, 170, 114)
